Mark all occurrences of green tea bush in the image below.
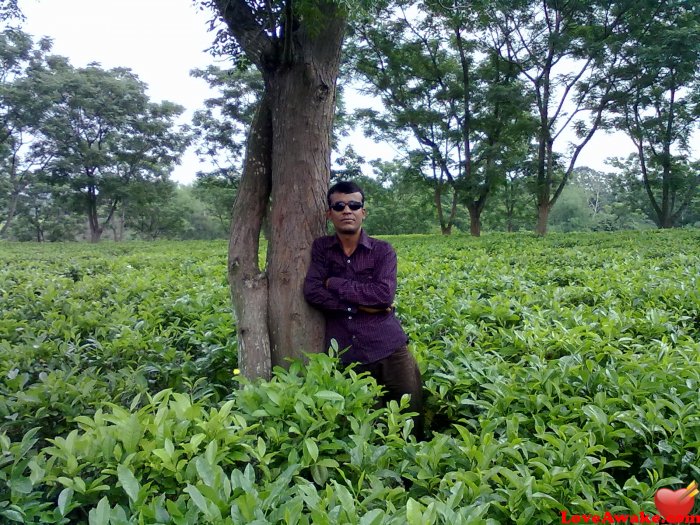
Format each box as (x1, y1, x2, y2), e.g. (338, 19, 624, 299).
(1, 352, 422, 524)
(2, 229, 700, 523)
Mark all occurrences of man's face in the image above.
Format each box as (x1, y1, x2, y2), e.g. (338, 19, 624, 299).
(326, 191, 366, 235)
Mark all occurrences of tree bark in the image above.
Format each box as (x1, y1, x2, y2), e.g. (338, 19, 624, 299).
(87, 182, 102, 243)
(267, 59, 340, 368)
(536, 202, 550, 236)
(468, 204, 481, 237)
(228, 95, 273, 380)
(218, 0, 346, 377)
(0, 190, 19, 238)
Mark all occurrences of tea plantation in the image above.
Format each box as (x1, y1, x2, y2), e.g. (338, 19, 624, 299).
(1, 229, 699, 524)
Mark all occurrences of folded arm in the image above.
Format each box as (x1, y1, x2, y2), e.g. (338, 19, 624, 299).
(325, 246, 397, 309)
(303, 240, 357, 313)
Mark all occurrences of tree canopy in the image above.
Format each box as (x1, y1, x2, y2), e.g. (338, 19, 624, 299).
(2, 0, 698, 243)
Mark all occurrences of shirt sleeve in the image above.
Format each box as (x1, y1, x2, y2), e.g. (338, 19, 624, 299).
(303, 239, 357, 313)
(325, 244, 396, 308)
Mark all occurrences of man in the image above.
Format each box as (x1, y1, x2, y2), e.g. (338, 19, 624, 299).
(303, 180, 424, 439)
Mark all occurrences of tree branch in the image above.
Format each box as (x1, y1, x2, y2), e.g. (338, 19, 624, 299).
(214, 0, 274, 70)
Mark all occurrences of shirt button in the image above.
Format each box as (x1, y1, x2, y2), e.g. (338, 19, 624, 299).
(348, 316, 352, 320)
(347, 259, 351, 264)
(352, 335, 356, 340)
(347, 307, 351, 312)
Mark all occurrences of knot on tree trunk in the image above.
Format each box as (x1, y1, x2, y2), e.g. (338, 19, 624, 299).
(315, 81, 330, 102)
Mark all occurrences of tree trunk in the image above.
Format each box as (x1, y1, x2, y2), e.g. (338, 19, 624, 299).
(536, 203, 550, 236)
(266, 62, 336, 368)
(87, 185, 102, 243)
(217, 0, 345, 378)
(447, 186, 458, 235)
(505, 179, 515, 232)
(0, 190, 20, 238)
(228, 95, 273, 380)
(33, 206, 43, 242)
(117, 206, 125, 241)
(468, 204, 481, 237)
(434, 182, 457, 236)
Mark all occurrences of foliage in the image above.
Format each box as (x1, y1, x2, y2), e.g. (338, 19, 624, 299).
(5, 181, 84, 242)
(36, 62, 190, 241)
(176, 185, 230, 240)
(190, 66, 262, 183)
(347, 0, 533, 235)
(0, 0, 22, 23)
(464, 0, 641, 233)
(120, 180, 189, 240)
(480, 165, 536, 232)
(609, 155, 698, 229)
(547, 185, 594, 232)
(353, 161, 439, 235)
(607, 0, 700, 227)
(2, 230, 700, 522)
(0, 29, 55, 238)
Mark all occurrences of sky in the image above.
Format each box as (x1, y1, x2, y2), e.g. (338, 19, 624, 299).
(14, 0, 697, 185)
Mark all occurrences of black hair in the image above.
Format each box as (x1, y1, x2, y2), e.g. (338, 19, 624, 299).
(327, 181, 365, 207)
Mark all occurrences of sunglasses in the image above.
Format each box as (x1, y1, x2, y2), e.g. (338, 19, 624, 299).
(329, 200, 364, 212)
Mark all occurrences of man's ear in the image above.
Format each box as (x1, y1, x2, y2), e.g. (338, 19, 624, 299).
(325, 209, 332, 220)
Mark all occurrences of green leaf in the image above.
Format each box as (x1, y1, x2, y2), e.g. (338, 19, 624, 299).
(196, 455, 216, 487)
(1, 508, 25, 523)
(117, 464, 140, 503)
(9, 477, 32, 494)
(315, 390, 345, 402)
(360, 509, 384, 525)
(406, 497, 423, 525)
(58, 488, 74, 516)
(88, 497, 111, 525)
(333, 483, 355, 515)
(184, 484, 209, 515)
(582, 404, 608, 426)
(205, 439, 218, 465)
(304, 438, 319, 463)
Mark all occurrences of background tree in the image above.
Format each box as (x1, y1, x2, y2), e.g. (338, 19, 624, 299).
(356, 159, 438, 234)
(177, 185, 232, 239)
(348, 0, 533, 236)
(8, 180, 83, 242)
(610, 0, 700, 228)
(481, 163, 536, 232)
(0, 29, 54, 238)
(0, 0, 22, 23)
(198, 0, 376, 379)
(39, 62, 189, 242)
(349, 2, 462, 235)
(484, 0, 633, 234)
(191, 66, 263, 182)
(548, 184, 595, 232)
(608, 154, 686, 229)
(190, 66, 263, 227)
(117, 179, 182, 240)
(570, 166, 614, 216)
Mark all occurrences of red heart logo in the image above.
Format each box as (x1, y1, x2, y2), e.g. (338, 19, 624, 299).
(655, 486, 696, 520)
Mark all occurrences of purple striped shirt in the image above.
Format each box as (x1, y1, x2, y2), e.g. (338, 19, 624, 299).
(303, 229, 408, 364)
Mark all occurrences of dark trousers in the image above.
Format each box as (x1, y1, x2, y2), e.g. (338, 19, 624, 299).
(355, 346, 424, 440)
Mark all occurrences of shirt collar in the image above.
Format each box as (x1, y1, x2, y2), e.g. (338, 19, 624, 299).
(358, 229, 373, 249)
(331, 228, 373, 250)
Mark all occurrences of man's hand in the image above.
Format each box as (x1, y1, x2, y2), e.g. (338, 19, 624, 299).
(357, 305, 393, 314)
